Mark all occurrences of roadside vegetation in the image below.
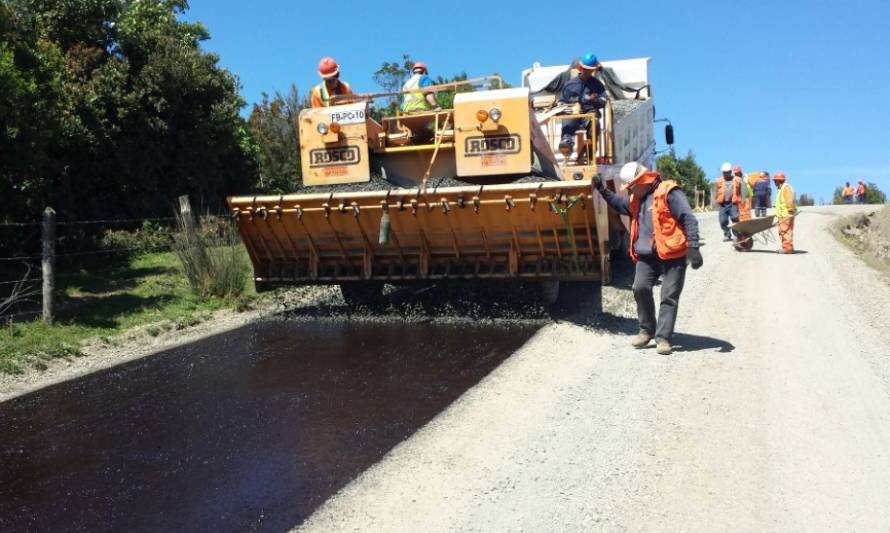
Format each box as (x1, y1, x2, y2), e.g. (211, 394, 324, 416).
(1, 218, 256, 375)
(832, 206, 890, 281)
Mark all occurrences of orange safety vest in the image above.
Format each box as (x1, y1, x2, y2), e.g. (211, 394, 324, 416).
(628, 177, 689, 263)
(310, 80, 353, 108)
(856, 183, 867, 195)
(842, 186, 853, 197)
(715, 177, 741, 205)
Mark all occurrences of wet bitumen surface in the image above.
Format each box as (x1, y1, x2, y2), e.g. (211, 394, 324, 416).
(0, 320, 539, 532)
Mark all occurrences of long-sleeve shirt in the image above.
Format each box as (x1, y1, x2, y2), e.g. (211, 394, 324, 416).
(559, 76, 607, 114)
(599, 182, 700, 257)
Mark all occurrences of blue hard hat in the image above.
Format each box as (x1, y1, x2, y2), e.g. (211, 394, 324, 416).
(579, 53, 600, 70)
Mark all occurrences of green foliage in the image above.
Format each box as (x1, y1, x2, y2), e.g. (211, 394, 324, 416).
(247, 84, 301, 193)
(798, 194, 815, 206)
(0, 0, 257, 223)
(0, 249, 253, 374)
(172, 212, 249, 299)
(655, 150, 709, 204)
(99, 220, 172, 254)
(832, 182, 886, 204)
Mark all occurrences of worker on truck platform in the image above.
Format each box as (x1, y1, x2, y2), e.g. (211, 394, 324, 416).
(713, 162, 748, 241)
(754, 171, 771, 217)
(310, 57, 353, 108)
(557, 53, 608, 157)
(774, 172, 796, 254)
(593, 163, 703, 355)
(401, 62, 438, 112)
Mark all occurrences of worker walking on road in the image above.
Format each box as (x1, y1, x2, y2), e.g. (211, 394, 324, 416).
(400, 62, 438, 112)
(594, 163, 703, 355)
(558, 53, 608, 159)
(774, 172, 796, 254)
(713, 162, 747, 241)
(310, 57, 353, 108)
(753, 171, 771, 217)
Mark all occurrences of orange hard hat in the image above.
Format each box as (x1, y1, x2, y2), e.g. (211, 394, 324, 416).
(412, 62, 428, 73)
(732, 165, 742, 174)
(318, 56, 340, 79)
(773, 171, 786, 182)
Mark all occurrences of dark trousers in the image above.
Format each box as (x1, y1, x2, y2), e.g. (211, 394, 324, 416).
(633, 255, 687, 342)
(754, 193, 769, 217)
(718, 203, 739, 238)
(560, 117, 592, 147)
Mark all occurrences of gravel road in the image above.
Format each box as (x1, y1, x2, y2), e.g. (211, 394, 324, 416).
(295, 205, 890, 532)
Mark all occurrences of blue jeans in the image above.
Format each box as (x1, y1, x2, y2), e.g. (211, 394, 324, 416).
(719, 203, 739, 238)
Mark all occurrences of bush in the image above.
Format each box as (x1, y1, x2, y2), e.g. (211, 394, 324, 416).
(99, 220, 172, 255)
(172, 212, 249, 299)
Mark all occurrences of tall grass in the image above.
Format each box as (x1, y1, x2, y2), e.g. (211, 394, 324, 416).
(172, 212, 249, 299)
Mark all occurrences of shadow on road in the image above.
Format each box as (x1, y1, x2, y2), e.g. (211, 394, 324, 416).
(672, 332, 736, 353)
(0, 320, 540, 532)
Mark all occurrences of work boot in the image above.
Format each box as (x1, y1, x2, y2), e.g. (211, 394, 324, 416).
(723, 234, 733, 242)
(655, 339, 673, 355)
(631, 331, 652, 349)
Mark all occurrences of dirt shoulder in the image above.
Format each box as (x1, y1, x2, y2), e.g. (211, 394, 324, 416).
(832, 205, 890, 282)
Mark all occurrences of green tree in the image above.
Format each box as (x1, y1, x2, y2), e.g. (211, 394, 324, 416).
(247, 84, 302, 194)
(0, 0, 257, 223)
(655, 150, 708, 204)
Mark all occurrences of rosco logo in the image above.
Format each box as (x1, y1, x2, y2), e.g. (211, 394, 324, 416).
(464, 134, 522, 156)
(309, 146, 361, 168)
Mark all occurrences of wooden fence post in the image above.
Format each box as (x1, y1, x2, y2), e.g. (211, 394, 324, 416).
(178, 195, 194, 232)
(42, 207, 55, 325)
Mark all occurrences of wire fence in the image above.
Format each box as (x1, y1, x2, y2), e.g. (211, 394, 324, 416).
(1, 206, 228, 321)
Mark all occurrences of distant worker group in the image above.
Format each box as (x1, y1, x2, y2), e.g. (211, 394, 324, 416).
(713, 163, 795, 254)
(842, 181, 869, 204)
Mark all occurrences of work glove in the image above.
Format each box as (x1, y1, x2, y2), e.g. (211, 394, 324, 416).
(592, 174, 605, 191)
(687, 247, 703, 270)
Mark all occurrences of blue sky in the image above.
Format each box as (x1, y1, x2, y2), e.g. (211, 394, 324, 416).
(183, 0, 889, 202)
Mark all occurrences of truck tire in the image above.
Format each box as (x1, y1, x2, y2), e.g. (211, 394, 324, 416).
(539, 280, 560, 307)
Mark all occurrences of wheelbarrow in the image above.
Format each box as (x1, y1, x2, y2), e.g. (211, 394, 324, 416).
(730, 215, 776, 251)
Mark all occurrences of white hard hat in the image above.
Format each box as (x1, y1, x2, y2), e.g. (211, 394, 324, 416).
(720, 162, 732, 172)
(620, 162, 646, 182)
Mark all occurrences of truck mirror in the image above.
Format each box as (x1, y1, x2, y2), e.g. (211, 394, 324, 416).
(665, 124, 675, 145)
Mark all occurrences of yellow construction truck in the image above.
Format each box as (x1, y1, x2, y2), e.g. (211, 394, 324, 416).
(227, 57, 669, 305)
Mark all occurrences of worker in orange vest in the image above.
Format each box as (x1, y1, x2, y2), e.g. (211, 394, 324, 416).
(594, 162, 702, 355)
(713, 162, 748, 241)
(842, 181, 854, 204)
(310, 57, 354, 108)
(735, 166, 753, 221)
(855, 180, 868, 203)
(774, 172, 796, 254)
